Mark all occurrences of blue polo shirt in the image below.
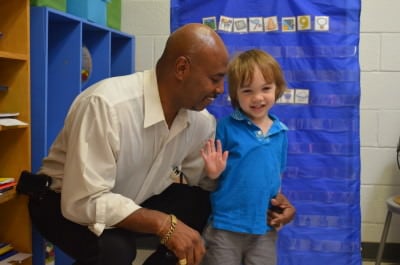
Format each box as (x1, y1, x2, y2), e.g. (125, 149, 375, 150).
(210, 109, 288, 235)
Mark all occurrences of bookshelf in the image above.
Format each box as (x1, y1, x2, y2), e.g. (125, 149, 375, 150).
(0, 0, 32, 264)
(30, 6, 135, 264)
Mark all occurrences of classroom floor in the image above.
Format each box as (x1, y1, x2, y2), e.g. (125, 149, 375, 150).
(363, 262, 398, 265)
(132, 249, 152, 265)
(132, 249, 398, 265)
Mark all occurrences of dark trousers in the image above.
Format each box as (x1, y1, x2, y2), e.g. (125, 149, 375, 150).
(28, 183, 211, 265)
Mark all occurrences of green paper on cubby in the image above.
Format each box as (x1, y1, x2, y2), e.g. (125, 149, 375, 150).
(30, 0, 67, 12)
(107, 0, 121, 30)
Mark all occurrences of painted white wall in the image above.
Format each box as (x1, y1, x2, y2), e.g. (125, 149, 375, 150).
(121, 0, 400, 243)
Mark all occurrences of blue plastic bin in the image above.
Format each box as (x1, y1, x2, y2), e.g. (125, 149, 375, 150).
(67, 0, 109, 26)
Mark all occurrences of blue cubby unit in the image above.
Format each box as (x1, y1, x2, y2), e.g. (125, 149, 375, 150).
(30, 6, 135, 265)
(30, 6, 134, 173)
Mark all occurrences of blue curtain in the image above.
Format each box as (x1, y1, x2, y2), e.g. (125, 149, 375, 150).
(171, 1, 361, 265)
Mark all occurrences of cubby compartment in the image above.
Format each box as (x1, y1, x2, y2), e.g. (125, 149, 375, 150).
(0, 1, 29, 57)
(30, 6, 135, 172)
(0, 60, 30, 118)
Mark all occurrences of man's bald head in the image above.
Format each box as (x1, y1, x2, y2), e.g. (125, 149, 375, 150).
(156, 23, 228, 120)
(158, 23, 227, 66)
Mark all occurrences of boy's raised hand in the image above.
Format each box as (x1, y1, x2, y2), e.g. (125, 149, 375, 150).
(200, 139, 229, 179)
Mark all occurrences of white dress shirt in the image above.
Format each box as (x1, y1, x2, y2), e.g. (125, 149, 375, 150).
(39, 69, 216, 236)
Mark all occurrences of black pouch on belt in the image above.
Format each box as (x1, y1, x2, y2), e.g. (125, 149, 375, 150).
(16, 170, 52, 200)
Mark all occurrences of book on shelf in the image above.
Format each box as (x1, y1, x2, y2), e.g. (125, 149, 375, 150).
(0, 252, 32, 265)
(0, 243, 13, 256)
(0, 182, 16, 197)
(0, 249, 18, 262)
(0, 118, 28, 127)
(0, 186, 14, 195)
(0, 178, 15, 185)
(0, 182, 16, 191)
(0, 243, 32, 264)
(0, 113, 19, 118)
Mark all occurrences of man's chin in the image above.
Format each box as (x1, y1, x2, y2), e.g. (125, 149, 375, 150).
(190, 106, 207, 111)
(191, 98, 214, 111)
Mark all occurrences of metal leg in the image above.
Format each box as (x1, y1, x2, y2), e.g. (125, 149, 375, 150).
(375, 210, 392, 265)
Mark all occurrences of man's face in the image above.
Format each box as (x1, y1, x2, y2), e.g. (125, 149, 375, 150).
(182, 53, 228, 111)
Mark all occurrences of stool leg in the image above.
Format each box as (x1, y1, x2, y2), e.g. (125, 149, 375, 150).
(375, 211, 392, 265)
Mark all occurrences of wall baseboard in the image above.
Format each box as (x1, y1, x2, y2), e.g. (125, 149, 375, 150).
(362, 242, 400, 262)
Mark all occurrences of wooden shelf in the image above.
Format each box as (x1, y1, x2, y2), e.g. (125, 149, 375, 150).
(0, 189, 16, 204)
(0, 51, 28, 61)
(0, 124, 29, 132)
(0, 0, 32, 262)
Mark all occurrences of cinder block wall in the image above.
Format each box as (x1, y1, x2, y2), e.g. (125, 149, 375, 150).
(359, 0, 400, 244)
(122, 0, 400, 244)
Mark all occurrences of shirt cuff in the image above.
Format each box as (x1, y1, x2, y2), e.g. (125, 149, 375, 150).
(88, 194, 142, 236)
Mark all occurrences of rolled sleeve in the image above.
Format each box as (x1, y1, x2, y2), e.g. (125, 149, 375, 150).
(60, 94, 137, 235)
(88, 195, 141, 236)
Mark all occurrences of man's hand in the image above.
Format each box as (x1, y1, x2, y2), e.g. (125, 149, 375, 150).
(268, 193, 296, 230)
(163, 217, 205, 265)
(116, 209, 206, 265)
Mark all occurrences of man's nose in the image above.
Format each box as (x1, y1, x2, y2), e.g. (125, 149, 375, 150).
(215, 81, 225, 94)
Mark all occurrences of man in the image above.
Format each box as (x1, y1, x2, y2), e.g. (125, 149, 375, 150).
(27, 23, 295, 265)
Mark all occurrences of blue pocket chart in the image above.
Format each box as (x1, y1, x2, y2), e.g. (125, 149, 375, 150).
(171, 1, 361, 264)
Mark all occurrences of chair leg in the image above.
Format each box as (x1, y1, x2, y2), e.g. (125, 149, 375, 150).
(375, 210, 392, 265)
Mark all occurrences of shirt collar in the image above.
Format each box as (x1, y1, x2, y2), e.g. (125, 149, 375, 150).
(230, 108, 248, 121)
(143, 69, 189, 128)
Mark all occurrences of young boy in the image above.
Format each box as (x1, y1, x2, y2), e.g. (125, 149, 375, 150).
(201, 49, 289, 265)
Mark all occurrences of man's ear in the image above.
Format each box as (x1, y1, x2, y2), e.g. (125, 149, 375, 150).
(175, 56, 190, 80)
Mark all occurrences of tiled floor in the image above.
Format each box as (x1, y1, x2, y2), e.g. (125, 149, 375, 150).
(132, 249, 399, 265)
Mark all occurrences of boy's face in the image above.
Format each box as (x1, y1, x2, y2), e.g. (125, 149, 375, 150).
(237, 66, 276, 123)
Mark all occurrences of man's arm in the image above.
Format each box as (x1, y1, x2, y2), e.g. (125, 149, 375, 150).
(116, 208, 205, 265)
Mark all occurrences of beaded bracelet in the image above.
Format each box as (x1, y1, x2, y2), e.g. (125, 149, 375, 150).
(160, 214, 177, 245)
